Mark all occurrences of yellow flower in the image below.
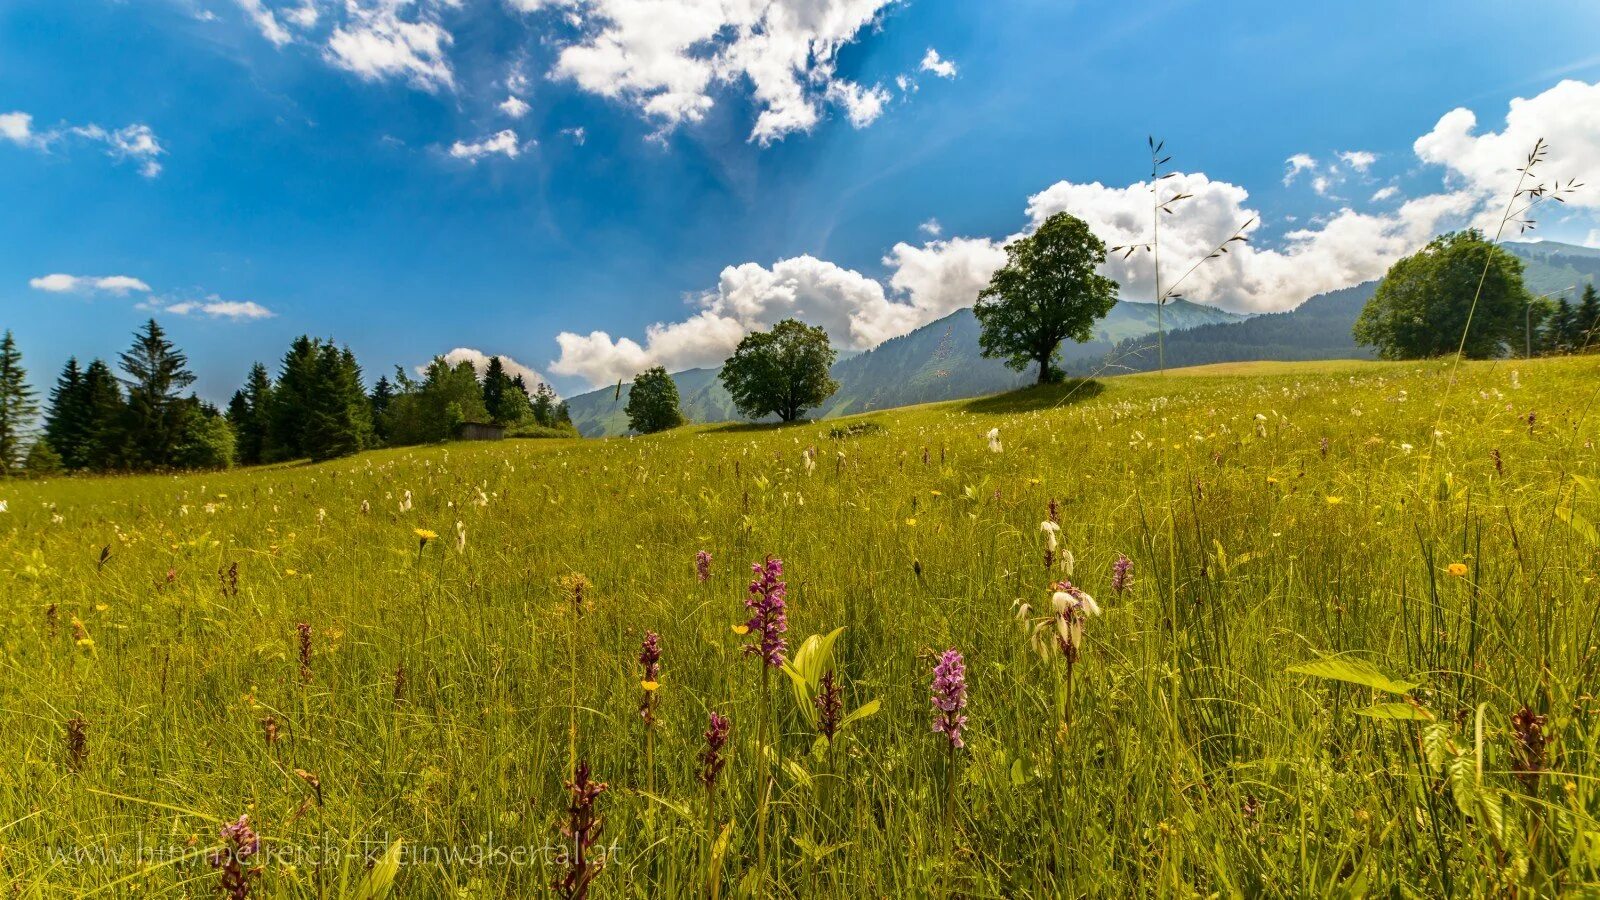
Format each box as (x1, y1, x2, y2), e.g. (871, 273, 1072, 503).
(904, 518, 918, 527)
(640, 680, 660, 692)
(1447, 563, 1469, 577)
(928, 490, 942, 497)
(732, 624, 750, 635)
(414, 528, 438, 544)
(1266, 476, 1279, 485)
(1325, 496, 1344, 506)
(285, 568, 298, 577)
(76, 638, 95, 649)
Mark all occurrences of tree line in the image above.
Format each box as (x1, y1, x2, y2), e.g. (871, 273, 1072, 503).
(0, 319, 573, 477)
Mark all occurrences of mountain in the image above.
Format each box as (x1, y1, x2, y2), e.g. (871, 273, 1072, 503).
(564, 241, 1599, 436)
(565, 299, 1243, 435)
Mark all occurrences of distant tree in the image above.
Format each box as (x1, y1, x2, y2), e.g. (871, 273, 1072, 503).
(45, 358, 90, 470)
(625, 366, 685, 433)
(555, 400, 573, 427)
(1354, 230, 1530, 360)
(227, 362, 274, 465)
(118, 319, 196, 468)
(78, 360, 125, 471)
(482, 356, 511, 423)
(1577, 283, 1600, 350)
(300, 344, 371, 462)
(24, 438, 62, 477)
(532, 382, 558, 427)
(973, 212, 1119, 384)
(719, 319, 838, 422)
(369, 375, 395, 445)
(1547, 298, 1578, 354)
(172, 401, 236, 469)
(381, 358, 489, 444)
(0, 331, 39, 476)
(267, 336, 320, 461)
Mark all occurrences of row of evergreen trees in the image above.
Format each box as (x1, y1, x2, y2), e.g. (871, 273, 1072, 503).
(1537, 283, 1600, 355)
(0, 320, 573, 476)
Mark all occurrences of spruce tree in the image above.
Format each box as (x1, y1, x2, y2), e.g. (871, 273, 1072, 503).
(370, 375, 395, 444)
(482, 356, 512, 423)
(79, 360, 125, 471)
(1552, 299, 1577, 354)
(227, 363, 274, 465)
(45, 357, 89, 470)
(1577, 283, 1599, 351)
(0, 330, 39, 477)
(267, 336, 320, 461)
(118, 319, 196, 469)
(301, 343, 370, 462)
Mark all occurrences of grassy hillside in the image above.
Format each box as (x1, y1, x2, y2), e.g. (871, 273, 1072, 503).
(567, 299, 1242, 435)
(4, 356, 1599, 895)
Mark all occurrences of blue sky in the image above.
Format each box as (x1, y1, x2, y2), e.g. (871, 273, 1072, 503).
(4, 0, 1600, 402)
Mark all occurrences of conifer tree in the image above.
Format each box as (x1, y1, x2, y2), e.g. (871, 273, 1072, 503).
(45, 357, 89, 470)
(0, 330, 38, 477)
(118, 319, 196, 469)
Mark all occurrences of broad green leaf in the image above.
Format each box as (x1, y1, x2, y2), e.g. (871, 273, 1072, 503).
(1353, 702, 1433, 721)
(1286, 656, 1419, 695)
(351, 839, 403, 900)
(840, 698, 881, 728)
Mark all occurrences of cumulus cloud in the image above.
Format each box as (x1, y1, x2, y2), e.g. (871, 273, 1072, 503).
(162, 298, 276, 320)
(234, 0, 293, 46)
(827, 81, 891, 128)
(434, 348, 554, 395)
(499, 95, 531, 118)
(537, 0, 899, 144)
(1372, 186, 1399, 202)
(449, 129, 524, 160)
(325, 2, 455, 92)
(1338, 150, 1377, 172)
(30, 274, 153, 294)
(1415, 78, 1600, 209)
(1283, 153, 1317, 185)
(919, 218, 942, 237)
(2, 112, 165, 176)
(919, 48, 957, 78)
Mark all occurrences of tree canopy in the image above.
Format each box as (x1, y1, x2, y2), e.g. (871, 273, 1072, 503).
(973, 211, 1119, 384)
(625, 366, 685, 434)
(719, 319, 839, 423)
(1354, 230, 1532, 360)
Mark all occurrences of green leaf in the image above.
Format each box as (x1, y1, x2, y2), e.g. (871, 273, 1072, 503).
(1353, 702, 1434, 721)
(351, 839, 403, 900)
(840, 698, 881, 729)
(1286, 656, 1419, 695)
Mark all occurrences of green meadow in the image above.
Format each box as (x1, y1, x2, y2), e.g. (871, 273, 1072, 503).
(3, 356, 1599, 897)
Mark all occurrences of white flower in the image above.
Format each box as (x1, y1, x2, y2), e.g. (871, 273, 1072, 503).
(987, 428, 1002, 453)
(360, 499, 371, 514)
(456, 520, 467, 553)
(1039, 520, 1060, 551)
(0, 500, 7, 513)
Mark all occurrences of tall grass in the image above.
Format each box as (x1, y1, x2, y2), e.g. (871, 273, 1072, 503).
(0, 356, 1597, 896)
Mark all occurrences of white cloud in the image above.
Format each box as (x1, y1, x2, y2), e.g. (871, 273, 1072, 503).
(540, 0, 899, 144)
(561, 126, 587, 145)
(919, 48, 956, 78)
(1310, 175, 1334, 198)
(436, 348, 554, 394)
(449, 129, 523, 160)
(1587, 229, 1600, 249)
(895, 74, 916, 94)
(1338, 150, 1377, 172)
(827, 80, 890, 128)
(499, 95, 531, 118)
(163, 298, 276, 320)
(1283, 153, 1317, 185)
(1416, 78, 1600, 210)
(325, 2, 455, 92)
(1371, 186, 1399, 202)
(918, 218, 941, 237)
(30, 274, 153, 294)
(2, 113, 164, 176)
(0, 112, 41, 147)
(234, 0, 292, 46)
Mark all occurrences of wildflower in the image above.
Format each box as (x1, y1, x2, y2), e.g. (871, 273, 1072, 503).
(296, 622, 312, 681)
(360, 499, 370, 515)
(261, 715, 279, 746)
(816, 671, 843, 745)
(638, 631, 661, 727)
(1447, 562, 1469, 578)
(1325, 496, 1344, 506)
(554, 762, 608, 900)
(742, 556, 788, 668)
(1048, 498, 1058, 523)
(1039, 520, 1060, 552)
(414, 528, 437, 549)
(1320, 437, 1329, 458)
(987, 428, 1002, 453)
(930, 648, 968, 749)
(399, 490, 413, 512)
(455, 521, 467, 553)
(210, 815, 262, 900)
(699, 711, 732, 790)
(1111, 554, 1132, 595)
(1039, 580, 1101, 663)
(1510, 706, 1547, 790)
(64, 714, 88, 773)
(1490, 448, 1503, 475)
(695, 550, 712, 583)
